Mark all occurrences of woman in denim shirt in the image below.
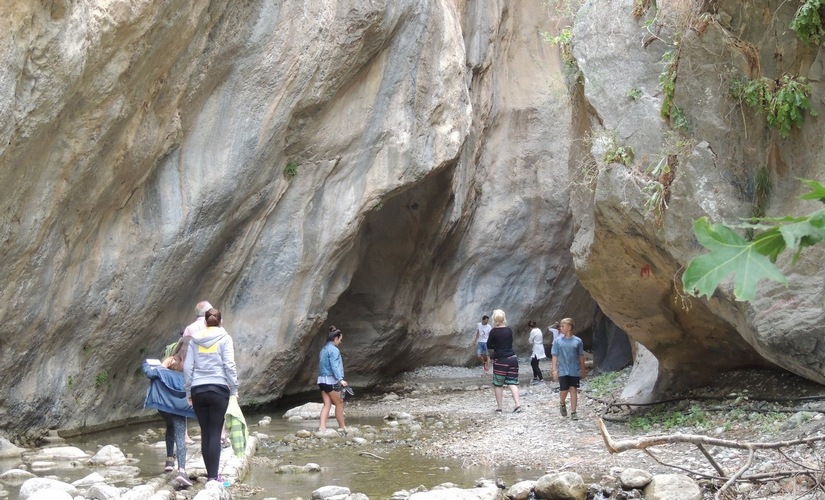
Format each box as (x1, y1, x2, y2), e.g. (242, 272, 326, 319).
(317, 326, 348, 432)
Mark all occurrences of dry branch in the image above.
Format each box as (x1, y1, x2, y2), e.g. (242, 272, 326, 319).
(596, 417, 825, 454)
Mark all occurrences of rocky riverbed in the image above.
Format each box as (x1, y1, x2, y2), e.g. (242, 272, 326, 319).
(3, 362, 825, 499)
(325, 362, 825, 499)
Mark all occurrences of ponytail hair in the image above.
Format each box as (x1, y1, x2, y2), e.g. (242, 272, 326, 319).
(205, 308, 222, 327)
(326, 326, 343, 343)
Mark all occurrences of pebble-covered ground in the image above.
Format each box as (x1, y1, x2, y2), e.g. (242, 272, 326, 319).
(343, 361, 825, 498)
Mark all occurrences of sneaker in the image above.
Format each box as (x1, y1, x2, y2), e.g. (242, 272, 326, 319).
(560, 403, 567, 417)
(571, 411, 579, 421)
(164, 458, 174, 472)
(175, 471, 193, 487)
(530, 380, 540, 385)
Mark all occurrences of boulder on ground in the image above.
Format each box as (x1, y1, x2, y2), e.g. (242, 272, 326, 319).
(534, 471, 586, 500)
(19, 477, 78, 500)
(619, 468, 653, 489)
(0, 437, 25, 458)
(643, 474, 701, 500)
(90, 444, 127, 465)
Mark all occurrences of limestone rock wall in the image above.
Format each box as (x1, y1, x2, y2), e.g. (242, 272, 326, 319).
(570, 0, 825, 397)
(0, 1, 599, 438)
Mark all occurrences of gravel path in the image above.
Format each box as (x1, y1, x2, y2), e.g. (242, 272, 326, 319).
(344, 361, 825, 485)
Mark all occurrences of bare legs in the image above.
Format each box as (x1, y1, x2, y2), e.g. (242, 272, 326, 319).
(479, 354, 490, 373)
(493, 385, 521, 410)
(560, 386, 578, 412)
(319, 390, 346, 431)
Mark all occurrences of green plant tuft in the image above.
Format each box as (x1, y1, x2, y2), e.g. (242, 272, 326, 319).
(588, 370, 625, 398)
(730, 75, 817, 138)
(626, 87, 643, 101)
(603, 144, 634, 166)
(659, 49, 679, 121)
(791, 0, 825, 46)
(284, 161, 298, 179)
(95, 371, 109, 388)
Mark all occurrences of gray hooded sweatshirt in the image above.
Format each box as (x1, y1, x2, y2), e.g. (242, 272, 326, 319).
(184, 326, 238, 398)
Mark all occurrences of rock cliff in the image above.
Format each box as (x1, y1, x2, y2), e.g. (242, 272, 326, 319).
(2, 0, 822, 441)
(570, 0, 825, 399)
(0, 1, 597, 439)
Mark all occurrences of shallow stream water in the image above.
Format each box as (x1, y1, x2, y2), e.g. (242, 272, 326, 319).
(0, 398, 528, 499)
(244, 412, 524, 499)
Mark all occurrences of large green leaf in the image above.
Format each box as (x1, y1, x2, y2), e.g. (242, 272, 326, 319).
(682, 217, 788, 301)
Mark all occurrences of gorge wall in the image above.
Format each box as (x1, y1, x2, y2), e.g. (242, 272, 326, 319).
(0, 0, 593, 439)
(570, 0, 825, 399)
(1, 0, 823, 440)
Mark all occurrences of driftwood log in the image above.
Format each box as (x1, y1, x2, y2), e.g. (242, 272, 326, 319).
(596, 417, 825, 499)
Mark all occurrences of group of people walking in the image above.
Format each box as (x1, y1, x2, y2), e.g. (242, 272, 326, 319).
(475, 311, 585, 419)
(142, 300, 239, 487)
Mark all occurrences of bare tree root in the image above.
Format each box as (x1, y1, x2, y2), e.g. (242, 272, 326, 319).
(596, 417, 825, 499)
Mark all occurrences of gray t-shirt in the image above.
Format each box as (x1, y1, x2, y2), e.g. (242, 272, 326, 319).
(551, 335, 584, 377)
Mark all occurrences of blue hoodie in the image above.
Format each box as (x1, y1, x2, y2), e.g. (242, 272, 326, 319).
(184, 326, 238, 398)
(142, 361, 196, 418)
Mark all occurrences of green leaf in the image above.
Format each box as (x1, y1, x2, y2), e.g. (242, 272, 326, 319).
(800, 179, 825, 202)
(682, 217, 788, 301)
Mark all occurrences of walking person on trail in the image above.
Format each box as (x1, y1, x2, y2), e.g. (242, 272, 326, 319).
(317, 326, 349, 433)
(474, 315, 493, 374)
(486, 309, 522, 413)
(528, 320, 546, 384)
(551, 317, 585, 420)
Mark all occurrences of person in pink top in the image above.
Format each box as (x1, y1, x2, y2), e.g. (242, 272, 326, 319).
(183, 301, 212, 337)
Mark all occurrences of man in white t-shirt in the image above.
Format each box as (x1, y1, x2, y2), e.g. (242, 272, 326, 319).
(474, 315, 493, 373)
(183, 300, 212, 338)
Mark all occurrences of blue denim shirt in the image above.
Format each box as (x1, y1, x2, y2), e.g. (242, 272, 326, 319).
(318, 342, 344, 382)
(142, 361, 196, 418)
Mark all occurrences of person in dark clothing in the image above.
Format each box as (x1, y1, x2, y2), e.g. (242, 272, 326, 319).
(486, 309, 522, 413)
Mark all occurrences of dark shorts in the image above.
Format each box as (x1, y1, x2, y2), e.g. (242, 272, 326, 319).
(318, 383, 335, 393)
(558, 375, 580, 391)
(492, 356, 519, 386)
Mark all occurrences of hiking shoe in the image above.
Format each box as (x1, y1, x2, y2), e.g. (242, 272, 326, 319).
(571, 411, 579, 421)
(560, 403, 567, 417)
(175, 471, 193, 487)
(164, 458, 174, 472)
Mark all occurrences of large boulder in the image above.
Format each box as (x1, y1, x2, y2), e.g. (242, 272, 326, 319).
(570, 0, 825, 395)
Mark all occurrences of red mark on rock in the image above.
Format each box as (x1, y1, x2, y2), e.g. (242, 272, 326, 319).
(640, 265, 651, 278)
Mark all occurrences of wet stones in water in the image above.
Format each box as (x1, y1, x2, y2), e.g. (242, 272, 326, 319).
(275, 463, 321, 473)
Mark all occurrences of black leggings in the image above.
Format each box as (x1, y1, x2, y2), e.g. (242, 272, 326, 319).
(531, 356, 543, 380)
(192, 390, 229, 479)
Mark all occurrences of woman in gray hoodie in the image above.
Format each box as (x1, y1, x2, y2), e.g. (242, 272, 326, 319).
(184, 307, 238, 483)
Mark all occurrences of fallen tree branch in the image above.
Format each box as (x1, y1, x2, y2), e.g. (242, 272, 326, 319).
(597, 417, 825, 453)
(716, 448, 754, 500)
(358, 451, 386, 460)
(696, 443, 726, 477)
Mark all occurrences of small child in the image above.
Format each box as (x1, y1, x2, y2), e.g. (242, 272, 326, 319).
(551, 318, 586, 420)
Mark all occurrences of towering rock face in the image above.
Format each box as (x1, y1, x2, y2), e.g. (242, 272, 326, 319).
(0, 1, 595, 438)
(570, 0, 825, 398)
